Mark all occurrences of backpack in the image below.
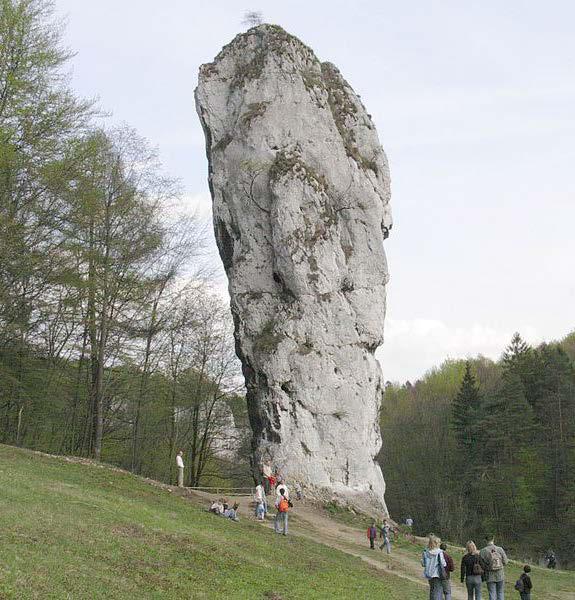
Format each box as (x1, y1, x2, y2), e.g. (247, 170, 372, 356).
(514, 577, 524, 593)
(437, 553, 448, 581)
(278, 498, 289, 513)
(488, 548, 504, 570)
(471, 556, 484, 576)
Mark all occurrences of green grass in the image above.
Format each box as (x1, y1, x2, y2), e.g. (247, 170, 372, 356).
(0, 445, 423, 599)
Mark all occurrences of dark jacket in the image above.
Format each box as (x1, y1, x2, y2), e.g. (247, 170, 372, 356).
(520, 573, 532, 590)
(461, 553, 482, 582)
(367, 526, 377, 540)
(443, 552, 455, 579)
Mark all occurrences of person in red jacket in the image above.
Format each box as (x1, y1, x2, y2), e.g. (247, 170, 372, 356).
(439, 543, 455, 599)
(367, 523, 377, 550)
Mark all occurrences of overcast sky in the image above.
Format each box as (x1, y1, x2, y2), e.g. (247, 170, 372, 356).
(55, 0, 575, 382)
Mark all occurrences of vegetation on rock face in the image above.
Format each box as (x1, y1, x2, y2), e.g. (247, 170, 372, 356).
(253, 319, 283, 355)
(321, 63, 378, 173)
(240, 101, 270, 127)
(381, 330, 575, 568)
(269, 150, 328, 193)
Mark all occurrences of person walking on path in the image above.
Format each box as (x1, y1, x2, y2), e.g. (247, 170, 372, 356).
(367, 522, 377, 550)
(461, 540, 483, 600)
(379, 520, 393, 554)
(274, 492, 289, 535)
(176, 450, 185, 487)
(545, 550, 557, 569)
(422, 534, 447, 600)
(514, 565, 532, 600)
(254, 481, 267, 520)
(480, 535, 508, 600)
(439, 543, 455, 600)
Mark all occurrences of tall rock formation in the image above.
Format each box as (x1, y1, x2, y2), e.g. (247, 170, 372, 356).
(195, 25, 392, 514)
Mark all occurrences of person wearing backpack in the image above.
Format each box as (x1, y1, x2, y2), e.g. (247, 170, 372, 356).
(461, 540, 483, 600)
(514, 565, 532, 600)
(367, 522, 377, 550)
(439, 543, 455, 600)
(274, 492, 289, 535)
(480, 535, 508, 600)
(422, 534, 448, 600)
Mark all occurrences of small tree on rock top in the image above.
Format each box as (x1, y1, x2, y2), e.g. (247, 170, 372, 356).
(242, 10, 263, 27)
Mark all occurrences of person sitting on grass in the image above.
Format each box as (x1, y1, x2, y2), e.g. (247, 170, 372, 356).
(209, 499, 224, 515)
(224, 502, 240, 522)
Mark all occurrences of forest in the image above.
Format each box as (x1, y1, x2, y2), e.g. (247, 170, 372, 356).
(381, 331, 575, 568)
(0, 0, 248, 487)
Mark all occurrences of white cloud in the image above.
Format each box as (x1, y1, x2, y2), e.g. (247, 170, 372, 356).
(378, 318, 541, 384)
(173, 191, 213, 220)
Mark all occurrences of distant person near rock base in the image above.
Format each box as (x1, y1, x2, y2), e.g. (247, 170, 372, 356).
(274, 489, 289, 536)
(255, 481, 267, 520)
(367, 522, 377, 550)
(176, 450, 184, 487)
(379, 520, 392, 554)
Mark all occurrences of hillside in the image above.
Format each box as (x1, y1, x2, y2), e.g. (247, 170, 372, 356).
(0, 446, 573, 599)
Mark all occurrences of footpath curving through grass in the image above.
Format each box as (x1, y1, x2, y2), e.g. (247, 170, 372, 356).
(320, 504, 575, 600)
(0, 445, 422, 599)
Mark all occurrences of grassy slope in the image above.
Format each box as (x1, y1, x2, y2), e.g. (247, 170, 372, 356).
(0, 445, 422, 599)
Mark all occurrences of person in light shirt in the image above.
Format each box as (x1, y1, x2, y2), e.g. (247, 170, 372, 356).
(176, 450, 185, 487)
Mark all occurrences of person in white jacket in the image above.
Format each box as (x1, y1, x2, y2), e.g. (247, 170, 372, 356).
(275, 480, 289, 503)
(254, 481, 267, 519)
(176, 450, 185, 487)
(421, 534, 447, 600)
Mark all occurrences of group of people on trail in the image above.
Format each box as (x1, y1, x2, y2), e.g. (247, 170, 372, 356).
(423, 533, 533, 600)
(367, 519, 397, 553)
(254, 474, 294, 536)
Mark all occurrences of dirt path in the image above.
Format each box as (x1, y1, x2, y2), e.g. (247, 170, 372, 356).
(185, 489, 466, 599)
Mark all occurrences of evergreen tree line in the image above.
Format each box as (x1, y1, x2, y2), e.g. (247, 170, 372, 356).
(380, 331, 575, 568)
(0, 0, 249, 486)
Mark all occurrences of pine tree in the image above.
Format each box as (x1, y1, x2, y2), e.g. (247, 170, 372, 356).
(502, 332, 542, 407)
(476, 372, 541, 539)
(452, 362, 482, 452)
(536, 344, 575, 521)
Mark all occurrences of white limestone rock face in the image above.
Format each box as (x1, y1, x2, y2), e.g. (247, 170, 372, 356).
(195, 25, 392, 514)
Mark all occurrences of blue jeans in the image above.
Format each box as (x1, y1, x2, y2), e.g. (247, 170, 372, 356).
(487, 580, 504, 600)
(440, 578, 451, 600)
(465, 575, 482, 600)
(428, 578, 443, 600)
(274, 511, 288, 535)
(379, 537, 391, 553)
